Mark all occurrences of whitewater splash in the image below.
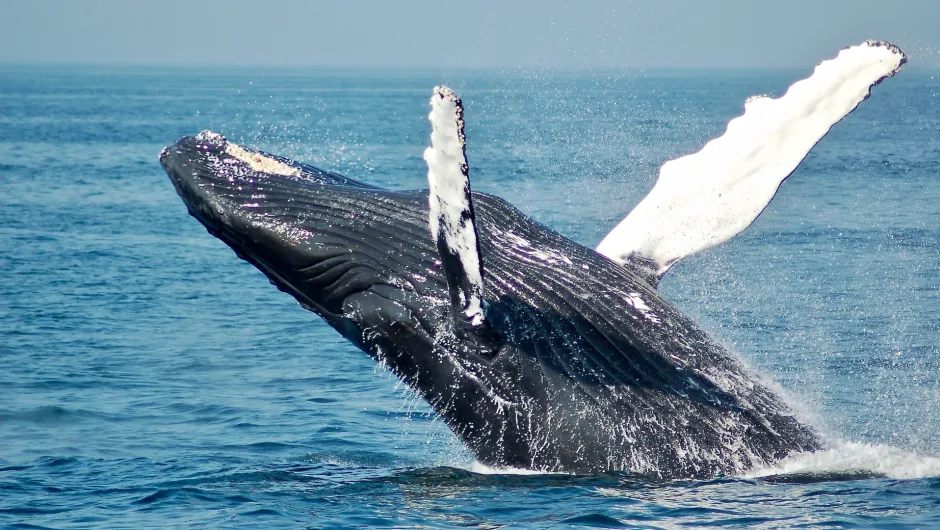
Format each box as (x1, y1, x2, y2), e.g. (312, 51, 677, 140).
(468, 461, 552, 475)
(467, 442, 940, 481)
(746, 442, 940, 481)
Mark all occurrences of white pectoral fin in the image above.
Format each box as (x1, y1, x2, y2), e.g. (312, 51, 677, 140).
(423, 86, 487, 331)
(597, 41, 906, 285)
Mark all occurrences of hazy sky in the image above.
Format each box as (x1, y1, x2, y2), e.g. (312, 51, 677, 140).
(1, 0, 938, 68)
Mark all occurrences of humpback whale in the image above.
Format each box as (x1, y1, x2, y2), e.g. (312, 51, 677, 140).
(160, 41, 906, 478)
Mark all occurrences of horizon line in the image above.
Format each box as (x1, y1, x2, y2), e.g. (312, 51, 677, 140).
(5, 60, 938, 72)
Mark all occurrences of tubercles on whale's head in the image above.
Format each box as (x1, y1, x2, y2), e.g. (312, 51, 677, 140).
(175, 130, 302, 177)
(224, 141, 301, 177)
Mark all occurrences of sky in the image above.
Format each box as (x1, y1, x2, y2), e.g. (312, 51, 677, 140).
(1, 0, 938, 69)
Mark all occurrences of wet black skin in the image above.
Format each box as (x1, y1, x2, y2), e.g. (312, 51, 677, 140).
(161, 133, 821, 478)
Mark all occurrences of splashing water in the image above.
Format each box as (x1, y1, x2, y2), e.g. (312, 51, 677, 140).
(748, 442, 940, 480)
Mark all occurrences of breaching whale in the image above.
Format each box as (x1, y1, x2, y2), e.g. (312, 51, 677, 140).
(160, 41, 906, 478)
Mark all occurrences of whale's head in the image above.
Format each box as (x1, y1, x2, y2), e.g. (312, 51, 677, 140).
(160, 131, 450, 347)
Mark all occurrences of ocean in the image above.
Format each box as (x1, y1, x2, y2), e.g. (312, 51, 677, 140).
(2, 64, 939, 528)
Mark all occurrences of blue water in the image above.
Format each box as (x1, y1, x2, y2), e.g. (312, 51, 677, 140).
(2, 64, 940, 528)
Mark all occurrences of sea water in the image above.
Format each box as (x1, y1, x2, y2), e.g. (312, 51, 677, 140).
(1, 65, 939, 528)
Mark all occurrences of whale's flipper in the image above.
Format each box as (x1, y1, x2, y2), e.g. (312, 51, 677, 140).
(424, 86, 497, 351)
(597, 41, 906, 285)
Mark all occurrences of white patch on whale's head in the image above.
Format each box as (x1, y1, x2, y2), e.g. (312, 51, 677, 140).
(224, 141, 301, 177)
(193, 130, 301, 177)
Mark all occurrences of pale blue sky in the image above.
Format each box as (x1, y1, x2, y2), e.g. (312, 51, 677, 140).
(1, 0, 938, 68)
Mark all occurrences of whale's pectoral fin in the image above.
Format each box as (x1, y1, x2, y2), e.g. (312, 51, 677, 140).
(423, 86, 500, 355)
(596, 41, 907, 286)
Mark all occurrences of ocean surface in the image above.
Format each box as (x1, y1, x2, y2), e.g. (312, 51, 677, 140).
(2, 63, 940, 528)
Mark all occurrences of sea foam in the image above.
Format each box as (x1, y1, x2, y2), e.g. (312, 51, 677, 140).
(746, 441, 940, 480)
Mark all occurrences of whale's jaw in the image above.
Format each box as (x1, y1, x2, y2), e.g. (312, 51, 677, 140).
(160, 132, 821, 478)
